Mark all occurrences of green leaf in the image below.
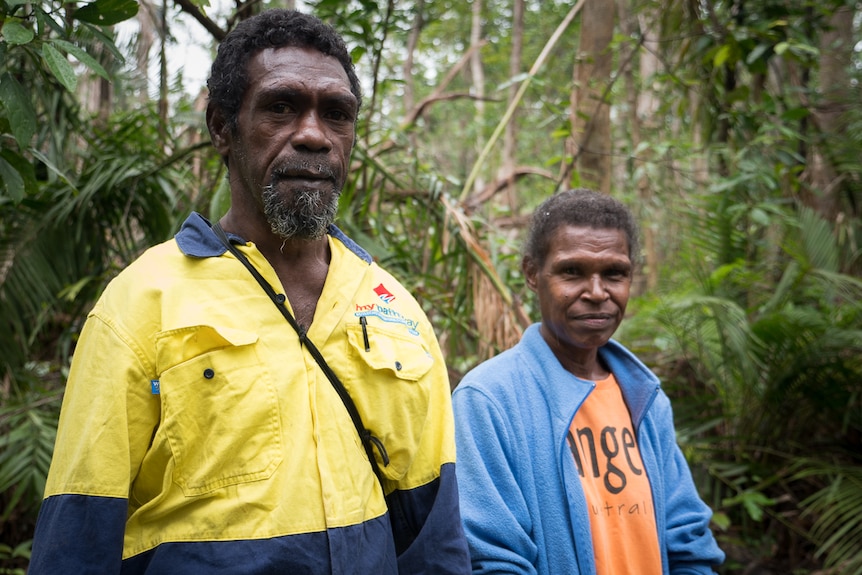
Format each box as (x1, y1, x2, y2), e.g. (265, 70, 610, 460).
(80, 23, 125, 62)
(50, 39, 109, 80)
(711, 511, 731, 531)
(0, 147, 38, 199)
(0, 72, 37, 148)
(781, 107, 810, 122)
(42, 43, 78, 92)
(714, 44, 732, 68)
(745, 43, 769, 65)
(2, 20, 34, 45)
(0, 155, 25, 203)
(73, 0, 139, 27)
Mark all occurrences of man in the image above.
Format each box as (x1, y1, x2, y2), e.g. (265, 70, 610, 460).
(28, 9, 470, 574)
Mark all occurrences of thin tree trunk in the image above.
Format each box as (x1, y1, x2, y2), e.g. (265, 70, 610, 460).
(158, 0, 169, 146)
(403, 0, 424, 114)
(500, 0, 524, 213)
(470, 0, 485, 195)
(568, 0, 615, 193)
(403, 0, 424, 151)
(618, 0, 658, 292)
(136, 0, 155, 105)
(805, 3, 853, 221)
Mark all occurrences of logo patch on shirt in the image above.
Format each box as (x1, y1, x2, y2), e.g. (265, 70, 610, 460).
(355, 303, 419, 336)
(373, 283, 396, 304)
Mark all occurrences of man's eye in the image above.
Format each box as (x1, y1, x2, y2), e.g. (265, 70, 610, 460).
(326, 109, 353, 122)
(270, 103, 291, 113)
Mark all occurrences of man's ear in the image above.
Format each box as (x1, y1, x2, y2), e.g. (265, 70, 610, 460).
(206, 102, 231, 158)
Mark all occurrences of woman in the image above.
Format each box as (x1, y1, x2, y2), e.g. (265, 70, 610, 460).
(453, 189, 724, 574)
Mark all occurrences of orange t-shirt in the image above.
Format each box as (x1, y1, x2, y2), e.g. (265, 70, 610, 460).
(567, 373, 663, 575)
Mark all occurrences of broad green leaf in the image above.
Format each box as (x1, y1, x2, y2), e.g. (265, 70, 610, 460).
(0, 155, 25, 203)
(0, 147, 37, 197)
(42, 43, 77, 92)
(50, 39, 109, 80)
(0, 72, 37, 148)
(73, 0, 139, 27)
(2, 20, 34, 45)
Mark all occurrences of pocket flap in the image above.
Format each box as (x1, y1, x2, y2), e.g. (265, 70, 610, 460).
(346, 324, 433, 381)
(155, 325, 259, 372)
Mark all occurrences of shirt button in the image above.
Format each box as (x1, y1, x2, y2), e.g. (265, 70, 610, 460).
(275, 294, 286, 304)
(394, 361, 402, 371)
(203, 368, 215, 379)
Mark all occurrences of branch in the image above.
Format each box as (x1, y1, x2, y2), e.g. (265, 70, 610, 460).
(402, 92, 499, 129)
(173, 0, 227, 41)
(463, 167, 555, 212)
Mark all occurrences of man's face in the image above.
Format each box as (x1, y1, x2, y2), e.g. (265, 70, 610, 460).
(524, 225, 633, 355)
(221, 46, 358, 240)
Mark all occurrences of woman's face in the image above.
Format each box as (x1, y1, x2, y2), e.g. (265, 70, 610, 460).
(525, 225, 633, 357)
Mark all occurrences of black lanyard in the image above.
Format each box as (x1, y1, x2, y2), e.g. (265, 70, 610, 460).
(211, 221, 389, 487)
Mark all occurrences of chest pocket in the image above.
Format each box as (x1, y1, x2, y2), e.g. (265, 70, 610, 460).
(344, 323, 434, 481)
(156, 325, 282, 496)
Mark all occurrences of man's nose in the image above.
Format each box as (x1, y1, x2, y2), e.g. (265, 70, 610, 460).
(291, 111, 331, 152)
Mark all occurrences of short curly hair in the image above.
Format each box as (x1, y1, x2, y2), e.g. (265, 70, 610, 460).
(523, 188, 641, 268)
(207, 9, 363, 132)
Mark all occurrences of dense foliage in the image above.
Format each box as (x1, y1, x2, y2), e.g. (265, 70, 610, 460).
(1, 0, 860, 572)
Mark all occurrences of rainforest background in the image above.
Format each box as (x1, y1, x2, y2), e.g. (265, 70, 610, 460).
(1, 0, 861, 572)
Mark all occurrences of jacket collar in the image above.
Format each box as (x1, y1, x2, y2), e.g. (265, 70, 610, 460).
(174, 211, 372, 264)
(519, 324, 660, 431)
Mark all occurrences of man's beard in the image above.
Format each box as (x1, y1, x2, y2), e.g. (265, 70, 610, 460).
(262, 182, 340, 241)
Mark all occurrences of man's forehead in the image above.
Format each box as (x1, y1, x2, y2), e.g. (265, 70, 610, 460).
(249, 46, 351, 85)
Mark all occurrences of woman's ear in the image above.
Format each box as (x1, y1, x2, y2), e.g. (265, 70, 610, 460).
(523, 256, 538, 293)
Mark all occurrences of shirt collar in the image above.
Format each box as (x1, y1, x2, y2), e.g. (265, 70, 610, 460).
(175, 211, 372, 264)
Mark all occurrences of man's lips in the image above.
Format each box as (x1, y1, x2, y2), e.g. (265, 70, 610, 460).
(275, 170, 331, 181)
(270, 164, 338, 189)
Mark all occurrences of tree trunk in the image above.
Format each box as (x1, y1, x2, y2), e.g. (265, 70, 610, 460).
(618, 0, 659, 292)
(158, 0, 169, 146)
(568, 0, 615, 193)
(500, 0, 524, 213)
(805, 3, 854, 222)
(470, 0, 486, 195)
(403, 0, 424, 150)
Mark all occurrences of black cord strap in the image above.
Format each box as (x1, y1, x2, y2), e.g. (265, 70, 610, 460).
(211, 222, 389, 485)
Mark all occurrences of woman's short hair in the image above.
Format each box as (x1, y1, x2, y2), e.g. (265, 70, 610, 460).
(523, 188, 640, 268)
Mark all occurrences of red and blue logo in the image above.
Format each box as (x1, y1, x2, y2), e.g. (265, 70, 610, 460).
(373, 283, 396, 304)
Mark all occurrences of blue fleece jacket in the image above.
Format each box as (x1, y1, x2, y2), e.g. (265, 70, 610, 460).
(452, 324, 724, 575)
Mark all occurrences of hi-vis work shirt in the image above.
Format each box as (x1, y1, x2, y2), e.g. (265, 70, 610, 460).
(29, 213, 470, 574)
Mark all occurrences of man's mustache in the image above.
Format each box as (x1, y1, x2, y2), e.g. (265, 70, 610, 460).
(271, 157, 337, 182)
